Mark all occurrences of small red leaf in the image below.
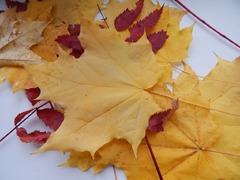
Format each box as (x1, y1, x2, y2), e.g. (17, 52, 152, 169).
(125, 6, 164, 43)
(5, 0, 29, 12)
(56, 24, 84, 58)
(148, 99, 179, 132)
(68, 24, 80, 36)
(56, 35, 84, 58)
(142, 7, 163, 30)
(125, 22, 144, 42)
(37, 108, 64, 131)
(25, 87, 41, 106)
(147, 30, 168, 53)
(16, 127, 50, 144)
(114, 0, 144, 31)
(14, 109, 33, 125)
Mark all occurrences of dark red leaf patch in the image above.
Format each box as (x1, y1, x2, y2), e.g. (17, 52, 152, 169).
(148, 99, 179, 132)
(37, 108, 64, 131)
(68, 24, 80, 36)
(14, 109, 33, 125)
(16, 127, 50, 144)
(5, 0, 29, 12)
(56, 24, 84, 58)
(114, 0, 144, 31)
(125, 6, 164, 43)
(25, 87, 41, 106)
(125, 22, 144, 42)
(147, 30, 168, 53)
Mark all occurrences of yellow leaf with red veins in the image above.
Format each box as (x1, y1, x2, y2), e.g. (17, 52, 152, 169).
(26, 20, 171, 156)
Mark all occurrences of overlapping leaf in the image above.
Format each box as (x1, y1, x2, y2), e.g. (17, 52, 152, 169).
(25, 20, 171, 156)
(63, 64, 240, 179)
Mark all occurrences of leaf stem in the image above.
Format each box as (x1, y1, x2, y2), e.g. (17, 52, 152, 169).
(172, 0, 240, 49)
(145, 135, 164, 180)
(112, 165, 118, 180)
(0, 101, 49, 143)
(97, 4, 109, 28)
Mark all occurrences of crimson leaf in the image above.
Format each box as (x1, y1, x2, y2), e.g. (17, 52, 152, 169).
(37, 108, 64, 131)
(114, 0, 144, 31)
(16, 127, 50, 144)
(147, 30, 168, 53)
(14, 109, 33, 125)
(125, 6, 164, 42)
(56, 24, 84, 58)
(148, 99, 179, 132)
(68, 24, 80, 36)
(25, 87, 41, 106)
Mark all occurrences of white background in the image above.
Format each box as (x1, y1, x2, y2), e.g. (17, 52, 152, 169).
(0, 0, 239, 180)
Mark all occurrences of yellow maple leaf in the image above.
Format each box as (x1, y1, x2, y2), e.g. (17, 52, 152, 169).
(200, 56, 240, 126)
(14, 0, 54, 21)
(0, 5, 50, 91)
(26, 20, 171, 156)
(102, 0, 193, 63)
(63, 64, 240, 179)
(0, 67, 36, 92)
(31, 23, 69, 61)
(52, 0, 102, 24)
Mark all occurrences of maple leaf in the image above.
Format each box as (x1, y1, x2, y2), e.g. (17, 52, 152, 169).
(64, 64, 240, 179)
(31, 23, 69, 61)
(52, 0, 102, 24)
(25, 20, 171, 156)
(15, 0, 53, 21)
(102, 0, 192, 61)
(200, 56, 240, 126)
(0, 67, 36, 92)
(0, 3, 50, 91)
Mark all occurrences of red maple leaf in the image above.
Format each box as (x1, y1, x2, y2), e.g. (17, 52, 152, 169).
(37, 108, 64, 131)
(114, 0, 144, 31)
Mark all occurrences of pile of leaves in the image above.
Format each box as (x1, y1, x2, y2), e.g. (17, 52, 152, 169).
(0, 0, 239, 179)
